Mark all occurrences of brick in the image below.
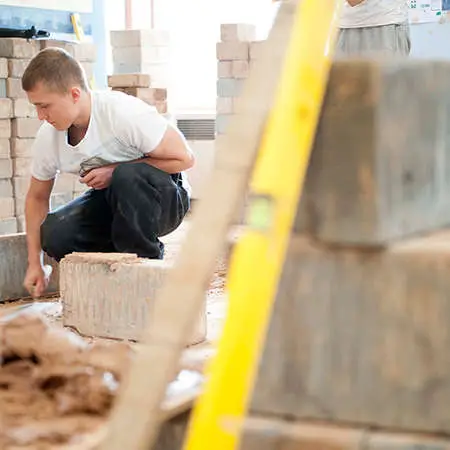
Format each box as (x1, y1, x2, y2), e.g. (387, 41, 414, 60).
(215, 114, 230, 135)
(6, 78, 25, 99)
(217, 78, 244, 97)
(7, 59, 30, 78)
(12, 118, 41, 138)
(0, 58, 7, 78)
(0, 39, 38, 59)
(72, 43, 96, 62)
(216, 42, 249, 60)
(10, 138, 33, 158)
(221, 24, 256, 42)
(252, 233, 450, 434)
(0, 217, 17, 235)
(12, 176, 30, 197)
(0, 98, 12, 119)
(232, 60, 250, 78)
(16, 215, 25, 233)
(0, 160, 11, 179)
(50, 192, 72, 211)
(0, 120, 11, 138)
(297, 59, 450, 245)
(108, 73, 151, 88)
(13, 99, 36, 118)
(118, 87, 168, 106)
(12, 157, 32, 177)
(110, 29, 170, 48)
(0, 79, 6, 98)
(217, 61, 232, 78)
(60, 253, 206, 345)
(216, 97, 234, 114)
(112, 46, 170, 65)
(249, 40, 265, 60)
(73, 180, 89, 195)
(0, 139, 10, 158)
(0, 179, 12, 197)
(0, 197, 14, 219)
(112, 62, 169, 87)
(54, 173, 76, 193)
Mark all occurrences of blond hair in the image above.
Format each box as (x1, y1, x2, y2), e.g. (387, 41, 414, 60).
(22, 47, 88, 93)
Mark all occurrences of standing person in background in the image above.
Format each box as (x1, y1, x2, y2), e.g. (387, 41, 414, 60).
(336, 0, 411, 57)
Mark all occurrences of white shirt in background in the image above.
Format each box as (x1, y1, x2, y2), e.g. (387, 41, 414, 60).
(340, 0, 409, 28)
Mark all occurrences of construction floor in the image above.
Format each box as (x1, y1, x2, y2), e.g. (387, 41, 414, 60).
(0, 220, 228, 448)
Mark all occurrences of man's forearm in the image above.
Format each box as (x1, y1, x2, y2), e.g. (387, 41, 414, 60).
(25, 195, 49, 265)
(347, 0, 364, 5)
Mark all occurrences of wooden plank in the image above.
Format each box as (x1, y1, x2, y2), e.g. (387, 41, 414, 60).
(251, 232, 450, 434)
(296, 60, 450, 246)
(239, 417, 450, 450)
(99, 2, 298, 450)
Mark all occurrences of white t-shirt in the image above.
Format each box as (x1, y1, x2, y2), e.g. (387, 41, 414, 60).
(31, 90, 191, 195)
(340, 0, 409, 28)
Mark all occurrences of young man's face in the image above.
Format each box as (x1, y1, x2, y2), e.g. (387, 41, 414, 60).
(27, 82, 81, 131)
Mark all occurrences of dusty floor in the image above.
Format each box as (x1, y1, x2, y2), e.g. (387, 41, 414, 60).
(0, 221, 229, 449)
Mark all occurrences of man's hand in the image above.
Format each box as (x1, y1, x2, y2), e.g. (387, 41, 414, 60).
(24, 263, 52, 298)
(79, 165, 116, 190)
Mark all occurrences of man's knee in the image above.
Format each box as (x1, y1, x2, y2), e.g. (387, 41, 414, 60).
(40, 213, 70, 262)
(111, 163, 169, 191)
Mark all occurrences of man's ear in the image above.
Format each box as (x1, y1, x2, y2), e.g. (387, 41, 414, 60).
(70, 86, 82, 103)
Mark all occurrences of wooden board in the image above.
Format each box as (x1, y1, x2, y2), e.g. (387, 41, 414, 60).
(296, 60, 450, 246)
(251, 231, 450, 434)
(239, 417, 450, 450)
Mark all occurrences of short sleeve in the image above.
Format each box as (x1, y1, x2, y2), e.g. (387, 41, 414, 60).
(115, 95, 169, 154)
(30, 123, 59, 181)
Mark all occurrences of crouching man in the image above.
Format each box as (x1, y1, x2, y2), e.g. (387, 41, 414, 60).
(22, 47, 194, 297)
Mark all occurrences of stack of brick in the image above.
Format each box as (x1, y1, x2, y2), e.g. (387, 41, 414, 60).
(110, 29, 171, 89)
(216, 24, 265, 136)
(107, 73, 168, 114)
(0, 38, 95, 235)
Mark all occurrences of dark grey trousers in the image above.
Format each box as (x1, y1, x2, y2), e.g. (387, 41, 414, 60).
(41, 163, 190, 261)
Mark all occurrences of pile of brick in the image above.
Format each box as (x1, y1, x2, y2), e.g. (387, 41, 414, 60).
(109, 29, 171, 114)
(0, 38, 95, 235)
(216, 24, 265, 135)
(108, 73, 168, 114)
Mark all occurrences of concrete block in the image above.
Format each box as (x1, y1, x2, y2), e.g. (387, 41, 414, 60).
(297, 59, 450, 245)
(14, 196, 24, 216)
(12, 176, 30, 197)
(0, 98, 12, 119)
(217, 78, 244, 97)
(108, 73, 151, 88)
(60, 253, 207, 345)
(12, 157, 32, 177)
(252, 233, 450, 434)
(0, 38, 38, 59)
(10, 138, 34, 158)
(249, 40, 265, 60)
(0, 233, 59, 301)
(155, 100, 167, 114)
(81, 62, 94, 81)
(0, 178, 13, 197)
(8, 58, 30, 78)
(16, 215, 25, 233)
(216, 97, 234, 114)
(186, 141, 216, 200)
(0, 197, 14, 219)
(110, 29, 170, 48)
(216, 42, 249, 61)
(12, 118, 41, 138)
(6, 77, 25, 98)
(112, 46, 170, 65)
(50, 192, 72, 211)
(0, 158, 12, 178)
(0, 138, 10, 158)
(232, 60, 250, 78)
(215, 114, 230, 135)
(117, 87, 167, 105)
(0, 58, 7, 78)
(0, 217, 17, 235)
(72, 43, 96, 62)
(220, 24, 256, 42)
(13, 99, 36, 118)
(53, 173, 76, 193)
(0, 119, 10, 138)
(217, 61, 232, 78)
